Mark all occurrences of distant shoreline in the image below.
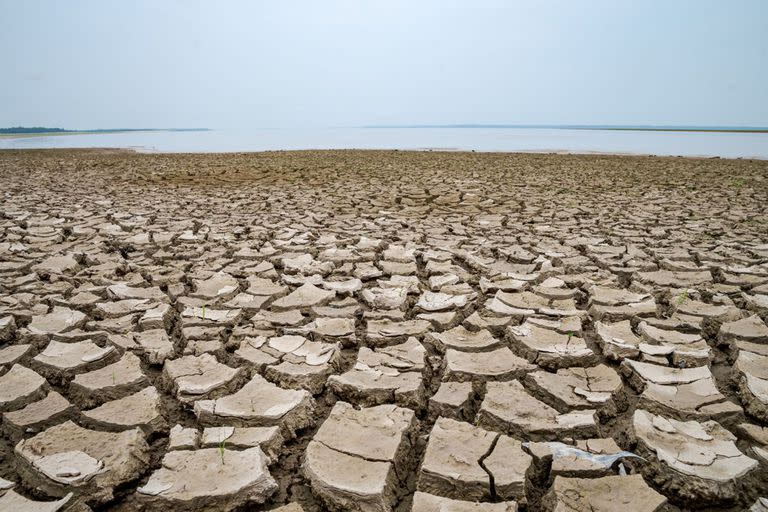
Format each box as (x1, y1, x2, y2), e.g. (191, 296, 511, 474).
(362, 124, 768, 133)
(2, 127, 765, 159)
(0, 128, 210, 139)
(0, 131, 137, 139)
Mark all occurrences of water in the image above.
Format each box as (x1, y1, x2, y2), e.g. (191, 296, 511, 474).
(1, 127, 767, 159)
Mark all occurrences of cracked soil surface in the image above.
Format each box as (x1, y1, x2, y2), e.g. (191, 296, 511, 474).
(0, 149, 767, 511)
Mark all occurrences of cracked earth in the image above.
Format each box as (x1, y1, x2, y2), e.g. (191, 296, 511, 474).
(0, 149, 767, 511)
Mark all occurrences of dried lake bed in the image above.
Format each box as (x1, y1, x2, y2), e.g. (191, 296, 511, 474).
(0, 149, 767, 511)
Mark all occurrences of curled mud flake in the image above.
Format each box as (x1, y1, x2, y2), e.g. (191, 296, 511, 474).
(268, 335, 306, 353)
(137, 479, 174, 496)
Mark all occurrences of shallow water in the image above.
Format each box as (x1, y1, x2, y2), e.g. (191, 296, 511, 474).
(1, 127, 767, 158)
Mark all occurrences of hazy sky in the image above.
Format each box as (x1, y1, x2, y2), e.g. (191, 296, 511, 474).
(1, 0, 766, 129)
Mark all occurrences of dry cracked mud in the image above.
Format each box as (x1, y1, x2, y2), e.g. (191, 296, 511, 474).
(0, 148, 767, 511)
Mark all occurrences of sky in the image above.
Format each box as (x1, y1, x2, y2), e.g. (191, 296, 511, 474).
(1, 0, 766, 129)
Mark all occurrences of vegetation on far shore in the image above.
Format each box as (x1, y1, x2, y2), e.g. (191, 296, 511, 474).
(0, 126, 210, 135)
(0, 127, 71, 134)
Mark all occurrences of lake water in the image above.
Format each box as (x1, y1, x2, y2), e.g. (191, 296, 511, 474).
(1, 127, 767, 159)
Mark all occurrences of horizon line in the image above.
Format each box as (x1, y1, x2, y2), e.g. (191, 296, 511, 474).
(361, 123, 768, 133)
(0, 127, 211, 134)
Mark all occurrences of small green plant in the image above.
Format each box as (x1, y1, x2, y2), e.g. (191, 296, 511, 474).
(676, 289, 689, 306)
(218, 439, 226, 465)
(112, 370, 116, 386)
(733, 179, 744, 188)
(201, 304, 207, 319)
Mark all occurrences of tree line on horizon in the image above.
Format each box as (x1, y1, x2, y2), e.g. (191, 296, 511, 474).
(0, 127, 69, 134)
(1, 127, 211, 134)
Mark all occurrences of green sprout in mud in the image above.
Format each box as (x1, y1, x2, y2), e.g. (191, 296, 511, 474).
(219, 439, 226, 465)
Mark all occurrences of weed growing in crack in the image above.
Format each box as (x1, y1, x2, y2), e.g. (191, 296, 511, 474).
(219, 439, 226, 465)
